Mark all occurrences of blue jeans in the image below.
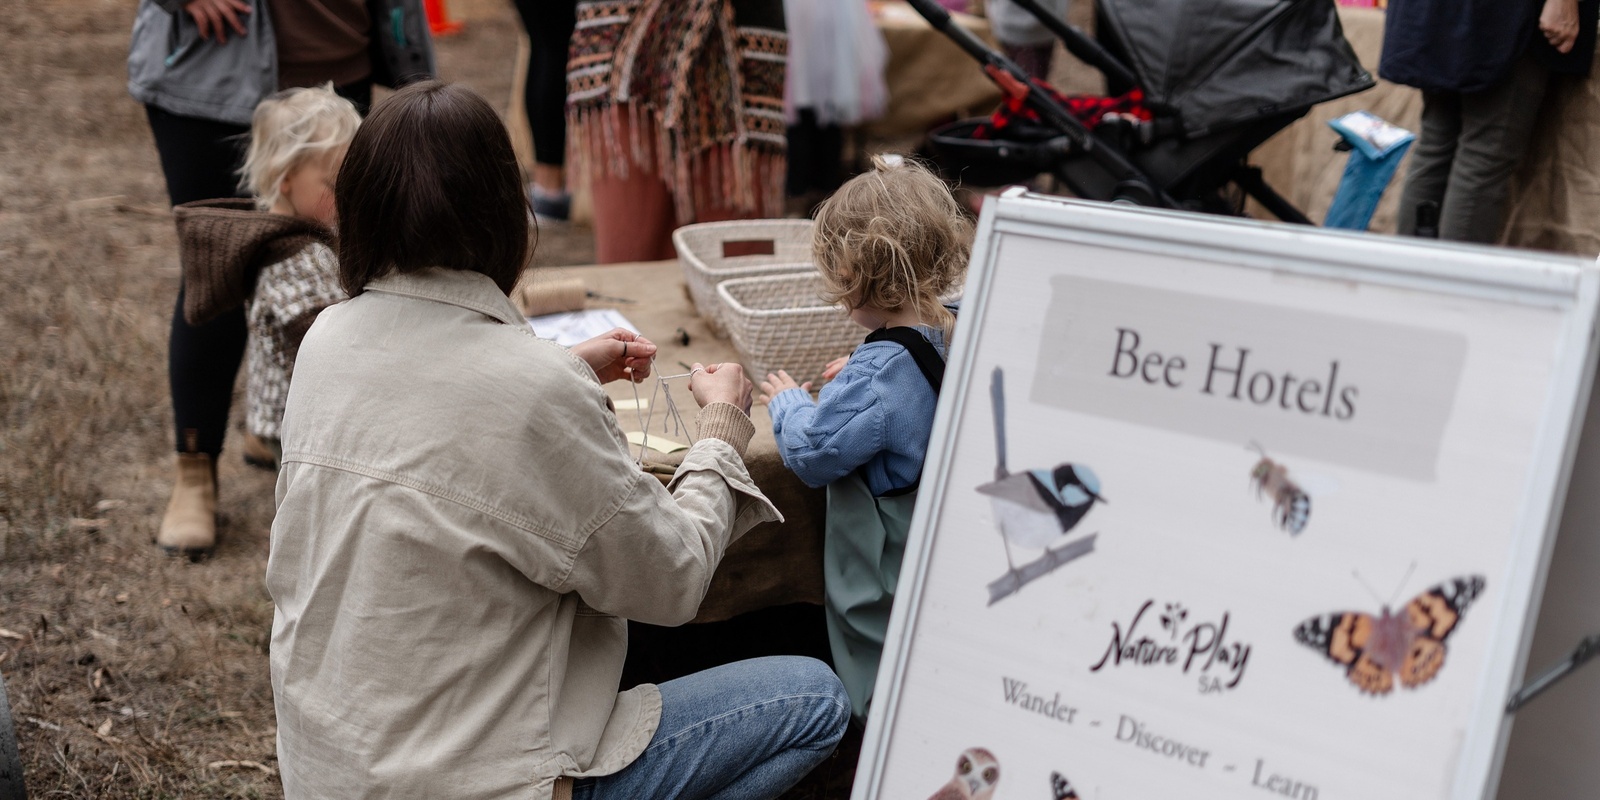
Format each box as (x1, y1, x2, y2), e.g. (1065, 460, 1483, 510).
(573, 656, 849, 800)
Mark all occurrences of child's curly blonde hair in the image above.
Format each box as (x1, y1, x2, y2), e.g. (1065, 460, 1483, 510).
(238, 85, 361, 213)
(813, 156, 971, 335)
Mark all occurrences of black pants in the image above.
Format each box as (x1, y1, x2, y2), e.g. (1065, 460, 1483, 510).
(145, 79, 372, 455)
(786, 109, 844, 198)
(511, 0, 578, 167)
(146, 105, 250, 455)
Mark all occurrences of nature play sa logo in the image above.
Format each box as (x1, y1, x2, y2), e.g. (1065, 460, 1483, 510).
(1089, 600, 1252, 694)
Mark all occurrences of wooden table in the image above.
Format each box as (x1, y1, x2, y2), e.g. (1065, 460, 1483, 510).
(521, 261, 828, 624)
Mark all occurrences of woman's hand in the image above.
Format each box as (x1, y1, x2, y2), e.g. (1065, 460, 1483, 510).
(820, 356, 849, 383)
(1542, 0, 1580, 54)
(689, 362, 753, 414)
(758, 370, 810, 405)
(571, 328, 656, 384)
(185, 0, 252, 43)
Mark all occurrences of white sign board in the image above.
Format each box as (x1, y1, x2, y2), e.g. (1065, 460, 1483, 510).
(854, 193, 1600, 800)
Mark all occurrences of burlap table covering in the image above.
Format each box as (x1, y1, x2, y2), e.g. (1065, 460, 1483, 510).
(519, 261, 828, 624)
(867, 2, 1004, 138)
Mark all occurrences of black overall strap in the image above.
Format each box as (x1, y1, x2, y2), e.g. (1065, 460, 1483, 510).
(863, 326, 946, 497)
(864, 326, 945, 394)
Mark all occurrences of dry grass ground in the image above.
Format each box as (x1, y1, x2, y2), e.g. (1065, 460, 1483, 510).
(0, 1, 591, 796)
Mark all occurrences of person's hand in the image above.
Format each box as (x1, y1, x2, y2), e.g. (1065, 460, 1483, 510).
(185, 0, 252, 43)
(820, 356, 849, 383)
(758, 370, 810, 405)
(570, 328, 656, 384)
(689, 362, 753, 415)
(1541, 0, 1580, 54)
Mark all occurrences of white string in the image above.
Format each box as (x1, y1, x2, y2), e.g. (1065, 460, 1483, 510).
(633, 357, 695, 461)
(629, 364, 647, 465)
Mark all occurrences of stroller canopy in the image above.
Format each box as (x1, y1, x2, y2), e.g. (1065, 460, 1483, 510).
(1098, 0, 1374, 138)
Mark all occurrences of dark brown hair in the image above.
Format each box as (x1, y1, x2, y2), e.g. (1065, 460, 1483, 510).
(335, 81, 532, 296)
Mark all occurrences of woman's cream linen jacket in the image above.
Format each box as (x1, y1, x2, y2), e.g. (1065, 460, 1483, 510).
(267, 268, 780, 800)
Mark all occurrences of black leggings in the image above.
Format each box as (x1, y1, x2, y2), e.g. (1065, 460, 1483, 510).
(511, 0, 577, 167)
(146, 105, 250, 456)
(145, 80, 373, 455)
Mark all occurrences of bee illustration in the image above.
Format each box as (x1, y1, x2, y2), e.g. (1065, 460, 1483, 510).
(1249, 443, 1310, 535)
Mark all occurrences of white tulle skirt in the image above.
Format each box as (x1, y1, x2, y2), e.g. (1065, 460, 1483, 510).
(782, 0, 890, 126)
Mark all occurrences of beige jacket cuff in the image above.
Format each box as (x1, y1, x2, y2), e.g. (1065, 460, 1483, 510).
(694, 402, 755, 459)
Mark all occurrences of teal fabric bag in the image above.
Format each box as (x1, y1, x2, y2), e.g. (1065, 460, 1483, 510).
(824, 474, 917, 720)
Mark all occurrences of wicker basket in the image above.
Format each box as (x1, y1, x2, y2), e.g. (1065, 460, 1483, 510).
(674, 219, 815, 333)
(716, 272, 863, 387)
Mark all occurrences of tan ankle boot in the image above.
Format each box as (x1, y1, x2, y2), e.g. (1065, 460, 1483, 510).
(157, 453, 216, 559)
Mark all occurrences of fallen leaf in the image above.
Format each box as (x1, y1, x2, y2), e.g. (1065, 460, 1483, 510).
(114, 592, 129, 604)
(69, 518, 108, 531)
(88, 629, 120, 645)
(0, 628, 24, 640)
(97, 718, 112, 737)
(94, 499, 127, 512)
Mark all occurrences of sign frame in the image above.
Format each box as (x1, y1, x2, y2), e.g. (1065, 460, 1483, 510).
(853, 191, 1600, 800)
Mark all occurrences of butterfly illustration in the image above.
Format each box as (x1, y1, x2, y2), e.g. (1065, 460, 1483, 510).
(1293, 575, 1486, 695)
(1050, 771, 1080, 800)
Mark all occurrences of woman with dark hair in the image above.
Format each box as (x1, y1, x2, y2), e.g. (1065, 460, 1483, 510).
(266, 81, 848, 800)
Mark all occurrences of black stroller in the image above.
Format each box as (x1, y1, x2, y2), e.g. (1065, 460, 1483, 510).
(911, 0, 1374, 223)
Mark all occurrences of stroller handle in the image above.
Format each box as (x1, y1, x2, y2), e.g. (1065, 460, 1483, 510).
(903, 0, 995, 64)
(904, 0, 1179, 210)
(1004, 0, 1140, 91)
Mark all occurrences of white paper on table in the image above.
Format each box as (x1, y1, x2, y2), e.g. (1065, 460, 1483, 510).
(526, 308, 639, 347)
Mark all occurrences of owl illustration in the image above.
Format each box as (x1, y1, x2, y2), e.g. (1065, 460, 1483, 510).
(928, 747, 1000, 800)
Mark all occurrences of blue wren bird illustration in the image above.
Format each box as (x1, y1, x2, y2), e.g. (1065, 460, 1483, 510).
(975, 367, 1105, 574)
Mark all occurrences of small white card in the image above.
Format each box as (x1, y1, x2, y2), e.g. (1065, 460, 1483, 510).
(527, 308, 640, 347)
(625, 431, 689, 454)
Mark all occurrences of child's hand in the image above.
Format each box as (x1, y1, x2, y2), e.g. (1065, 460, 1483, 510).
(759, 370, 811, 404)
(820, 356, 849, 383)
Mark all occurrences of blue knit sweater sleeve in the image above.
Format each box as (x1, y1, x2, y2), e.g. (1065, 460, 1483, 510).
(767, 334, 946, 493)
(767, 349, 893, 490)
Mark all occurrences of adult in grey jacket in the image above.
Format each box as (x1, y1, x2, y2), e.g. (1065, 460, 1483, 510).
(268, 81, 848, 800)
(127, 0, 372, 558)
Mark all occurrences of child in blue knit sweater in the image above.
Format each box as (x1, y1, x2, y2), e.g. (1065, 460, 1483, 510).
(760, 156, 971, 719)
